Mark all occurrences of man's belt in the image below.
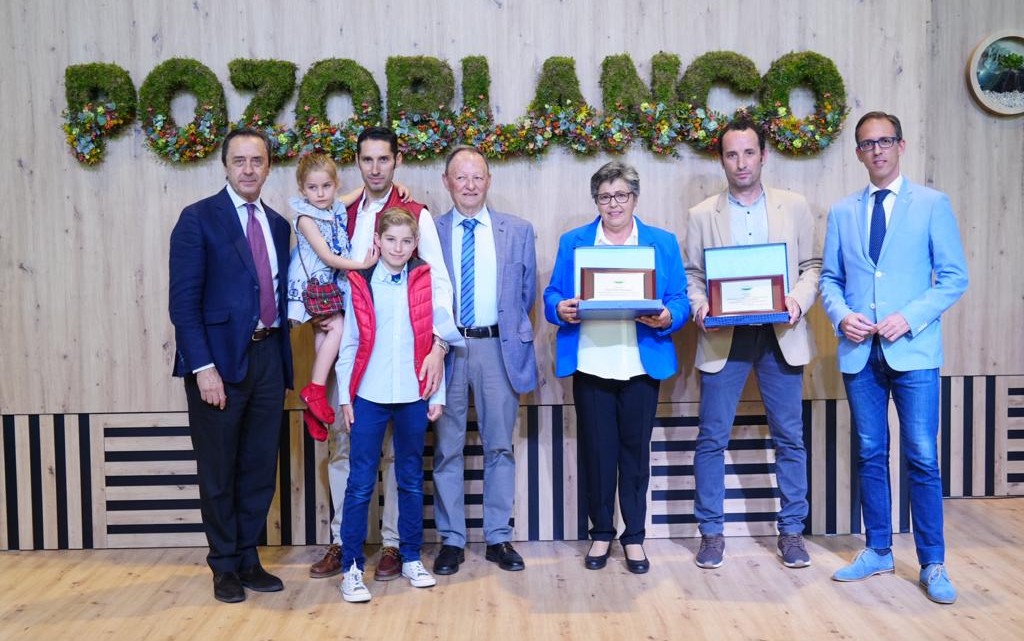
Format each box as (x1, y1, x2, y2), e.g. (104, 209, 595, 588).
(251, 327, 279, 342)
(458, 325, 500, 339)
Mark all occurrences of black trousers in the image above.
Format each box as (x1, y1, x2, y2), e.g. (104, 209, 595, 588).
(573, 371, 660, 545)
(184, 338, 285, 574)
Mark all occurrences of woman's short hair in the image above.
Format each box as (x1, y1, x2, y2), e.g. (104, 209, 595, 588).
(590, 161, 640, 200)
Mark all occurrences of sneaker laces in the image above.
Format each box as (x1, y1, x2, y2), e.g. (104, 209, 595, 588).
(700, 535, 724, 555)
(779, 534, 806, 554)
(344, 563, 367, 592)
(404, 560, 430, 580)
(923, 564, 948, 584)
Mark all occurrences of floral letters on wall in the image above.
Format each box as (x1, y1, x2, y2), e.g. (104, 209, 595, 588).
(62, 51, 848, 166)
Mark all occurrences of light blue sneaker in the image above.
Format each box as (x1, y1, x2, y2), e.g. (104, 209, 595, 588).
(831, 548, 895, 581)
(920, 563, 957, 604)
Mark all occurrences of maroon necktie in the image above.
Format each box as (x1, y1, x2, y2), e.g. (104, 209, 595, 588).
(245, 203, 277, 327)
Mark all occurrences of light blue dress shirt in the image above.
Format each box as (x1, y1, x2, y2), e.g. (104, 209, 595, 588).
(336, 263, 446, 406)
(451, 206, 498, 328)
(728, 188, 769, 246)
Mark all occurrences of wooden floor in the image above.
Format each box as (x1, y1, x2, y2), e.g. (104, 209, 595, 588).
(2, 498, 1023, 641)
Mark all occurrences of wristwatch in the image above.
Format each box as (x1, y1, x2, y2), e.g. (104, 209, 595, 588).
(432, 335, 450, 355)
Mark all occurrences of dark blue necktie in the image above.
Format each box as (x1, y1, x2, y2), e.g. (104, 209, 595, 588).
(460, 218, 479, 327)
(868, 189, 890, 264)
(390, 272, 402, 284)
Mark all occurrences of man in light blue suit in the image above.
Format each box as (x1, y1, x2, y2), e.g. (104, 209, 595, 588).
(820, 112, 968, 604)
(432, 145, 538, 574)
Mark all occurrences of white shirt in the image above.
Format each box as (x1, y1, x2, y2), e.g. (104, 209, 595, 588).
(452, 205, 498, 327)
(576, 217, 646, 380)
(349, 190, 388, 262)
(226, 183, 279, 328)
(866, 174, 904, 231)
(349, 187, 454, 337)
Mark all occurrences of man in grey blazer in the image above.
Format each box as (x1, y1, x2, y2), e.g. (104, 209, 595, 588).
(431, 145, 538, 574)
(683, 116, 821, 571)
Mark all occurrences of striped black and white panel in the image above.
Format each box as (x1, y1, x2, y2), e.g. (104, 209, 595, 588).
(2, 375, 1021, 550)
(1003, 377, 1024, 493)
(0, 414, 94, 550)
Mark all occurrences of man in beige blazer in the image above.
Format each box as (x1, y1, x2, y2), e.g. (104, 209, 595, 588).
(683, 116, 821, 571)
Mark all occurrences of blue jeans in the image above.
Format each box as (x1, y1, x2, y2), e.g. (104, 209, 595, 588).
(694, 326, 808, 536)
(341, 396, 429, 571)
(843, 338, 944, 565)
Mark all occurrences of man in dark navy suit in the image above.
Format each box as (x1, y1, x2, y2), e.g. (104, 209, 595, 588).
(169, 128, 293, 603)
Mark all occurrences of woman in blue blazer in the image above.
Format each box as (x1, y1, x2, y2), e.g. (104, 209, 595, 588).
(544, 161, 689, 574)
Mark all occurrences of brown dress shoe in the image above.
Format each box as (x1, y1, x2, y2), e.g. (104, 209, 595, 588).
(374, 546, 402, 581)
(309, 543, 342, 578)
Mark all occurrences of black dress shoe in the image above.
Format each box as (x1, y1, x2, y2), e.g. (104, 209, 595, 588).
(624, 545, 650, 575)
(485, 542, 525, 571)
(213, 572, 245, 603)
(434, 545, 465, 575)
(239, 563, 284, 592)
(584, 542, 611, 570)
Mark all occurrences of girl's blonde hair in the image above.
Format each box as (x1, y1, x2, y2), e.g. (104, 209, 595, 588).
(295, 152, 338, 186)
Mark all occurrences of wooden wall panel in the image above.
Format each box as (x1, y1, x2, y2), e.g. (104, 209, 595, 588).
(927, 1, 1024, 376)
(5, 374, 1015, 550)
(1, 0, 1019, 416)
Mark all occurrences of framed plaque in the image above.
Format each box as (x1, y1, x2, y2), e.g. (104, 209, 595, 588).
(581, 268, 655, 301)
(709, 275, 786, 316)
(703, 243, 790, 327)
(574, 246, 664, 320)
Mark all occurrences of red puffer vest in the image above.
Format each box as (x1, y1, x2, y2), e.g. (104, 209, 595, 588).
(345, 188, 425, 245)
(346, 258, 434, 401)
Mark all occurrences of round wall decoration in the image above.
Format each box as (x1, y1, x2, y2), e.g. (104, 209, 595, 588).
(968, 30, 1024, 116)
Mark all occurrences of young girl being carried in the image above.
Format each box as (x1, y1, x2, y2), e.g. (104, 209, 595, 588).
(286, 153, 378, 440)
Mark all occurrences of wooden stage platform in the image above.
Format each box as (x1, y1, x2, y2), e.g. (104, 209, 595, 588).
(1, 498, 1021, 641)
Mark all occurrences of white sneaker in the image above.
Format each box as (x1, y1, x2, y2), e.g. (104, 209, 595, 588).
(341, 562, 372, 602)
(402, 560, 437, 588)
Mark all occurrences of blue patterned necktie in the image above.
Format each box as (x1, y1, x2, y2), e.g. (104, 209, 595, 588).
(868, 189, 890, 264)
(459, 218, 479, 327)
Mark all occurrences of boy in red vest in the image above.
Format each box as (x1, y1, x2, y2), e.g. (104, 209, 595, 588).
(334, 208, 446, 603)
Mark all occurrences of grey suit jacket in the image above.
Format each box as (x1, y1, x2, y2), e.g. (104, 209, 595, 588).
(436, 208, 538, 394)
